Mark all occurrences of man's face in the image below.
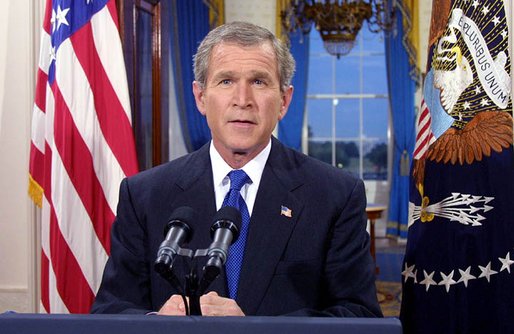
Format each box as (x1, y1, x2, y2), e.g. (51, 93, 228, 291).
(193, 41, 293, 163)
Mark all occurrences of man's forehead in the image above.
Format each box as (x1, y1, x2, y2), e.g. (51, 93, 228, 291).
(207, 41, 279, 76)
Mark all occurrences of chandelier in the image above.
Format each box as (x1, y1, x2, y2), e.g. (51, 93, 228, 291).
(281, 0, 395, 58)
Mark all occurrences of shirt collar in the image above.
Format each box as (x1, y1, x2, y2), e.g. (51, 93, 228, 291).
(210, 140, 272, 187)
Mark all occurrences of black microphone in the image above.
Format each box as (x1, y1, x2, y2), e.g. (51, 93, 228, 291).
(154, 206, 195, 276)
(199, 206, 242, 293)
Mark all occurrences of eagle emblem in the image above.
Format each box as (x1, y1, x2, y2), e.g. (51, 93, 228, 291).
(413, 1, 512, 184)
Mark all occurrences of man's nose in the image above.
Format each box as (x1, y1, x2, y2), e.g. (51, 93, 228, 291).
(233, 82, 253, 108)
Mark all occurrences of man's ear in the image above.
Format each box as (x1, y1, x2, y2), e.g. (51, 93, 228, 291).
(278, 85, 294, 120)
(192, 81, 206, 115)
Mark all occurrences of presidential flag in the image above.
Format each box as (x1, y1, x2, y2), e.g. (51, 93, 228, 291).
(401, 0, 513, 333)
(28, 0, 138, 313)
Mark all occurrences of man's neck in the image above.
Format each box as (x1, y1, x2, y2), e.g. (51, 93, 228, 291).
(213, 145, 265, 170)
(210, 139, 273, 170)
(223, 152, 253, 169)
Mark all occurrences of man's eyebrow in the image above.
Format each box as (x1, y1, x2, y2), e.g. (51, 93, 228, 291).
(248, 70, 273, 80)
(211, 70, 236, 80)
(210, 70, 274, 81)
(209, 71, 243, 83)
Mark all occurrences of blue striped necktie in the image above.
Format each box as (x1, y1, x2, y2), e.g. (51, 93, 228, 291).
(222, 169, 251, 300)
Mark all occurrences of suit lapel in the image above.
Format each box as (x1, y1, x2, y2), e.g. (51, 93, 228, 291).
(167, 145, 229, 296)
(236, 139, 305, 315)
(171, 144, 217, 228)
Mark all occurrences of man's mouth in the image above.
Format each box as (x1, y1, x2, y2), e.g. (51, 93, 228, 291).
(229, 119, 255, 125)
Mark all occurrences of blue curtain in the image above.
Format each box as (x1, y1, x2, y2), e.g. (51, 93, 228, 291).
(278, 31, 309, 150)
(170, 0, 211, 152)
(385, 8, 416, 240)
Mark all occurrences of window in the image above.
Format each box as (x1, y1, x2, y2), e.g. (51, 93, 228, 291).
(305, 28, 389, 181)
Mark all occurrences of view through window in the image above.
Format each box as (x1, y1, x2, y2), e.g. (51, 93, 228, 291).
(305, 28, 389, 181)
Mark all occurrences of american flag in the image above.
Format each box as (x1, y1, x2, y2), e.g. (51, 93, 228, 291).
(29, 0, 138, 313)
(413, 98, 435, 160)
(280, 205, 292, 218)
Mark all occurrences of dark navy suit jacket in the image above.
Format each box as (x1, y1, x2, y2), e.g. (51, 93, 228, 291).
(91, 138, 382, 317)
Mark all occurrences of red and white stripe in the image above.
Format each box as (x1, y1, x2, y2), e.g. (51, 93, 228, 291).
(29, 0, 138, 313)
(413, 98, 436, 160)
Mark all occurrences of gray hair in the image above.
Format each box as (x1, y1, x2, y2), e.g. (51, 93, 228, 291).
(193, 21, 296, 92)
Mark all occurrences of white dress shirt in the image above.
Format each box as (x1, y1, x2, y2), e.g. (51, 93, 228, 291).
(210, 140, 271, 216)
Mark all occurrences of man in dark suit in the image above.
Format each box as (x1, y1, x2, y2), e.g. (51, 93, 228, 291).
(91, 21, 381, 317)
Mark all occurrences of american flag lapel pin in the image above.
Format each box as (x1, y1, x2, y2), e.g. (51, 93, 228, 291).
(280, 205, 292, 218)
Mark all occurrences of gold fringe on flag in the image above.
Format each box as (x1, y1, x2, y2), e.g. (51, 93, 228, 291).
(28, 174, 43, 208)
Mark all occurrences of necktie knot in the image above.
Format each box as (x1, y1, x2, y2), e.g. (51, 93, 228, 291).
(228, 170, 250, 192)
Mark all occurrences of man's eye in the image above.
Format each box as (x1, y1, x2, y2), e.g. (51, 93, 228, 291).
(219, 79, 231, 85)
(254, 79, 265, 85)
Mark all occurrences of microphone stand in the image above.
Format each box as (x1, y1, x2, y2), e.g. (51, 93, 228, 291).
(155, 247, 221, 316)
(185, 270, 201, 315)
(155, 207, 240, 315)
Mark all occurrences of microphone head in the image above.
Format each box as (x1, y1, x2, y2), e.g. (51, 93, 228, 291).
(210, 206, 242, 242)
(164, 206, 195, 242)
(213, 206, 242, 228)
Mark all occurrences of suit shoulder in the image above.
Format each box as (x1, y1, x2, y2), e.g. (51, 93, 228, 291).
(126, 147, 208, 189)
(276, 144, 366, 213)
(282, 145, 362, 187)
